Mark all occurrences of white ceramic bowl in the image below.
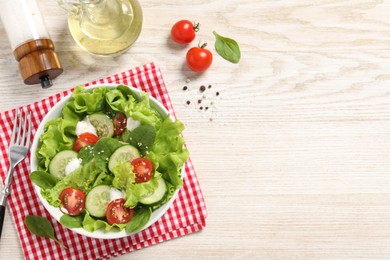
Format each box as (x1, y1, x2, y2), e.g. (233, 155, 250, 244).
(30, 84, 185, 239)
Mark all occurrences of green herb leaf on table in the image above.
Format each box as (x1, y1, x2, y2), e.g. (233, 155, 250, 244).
(213, 31, 241, 64)
(24, 215, 68, 249)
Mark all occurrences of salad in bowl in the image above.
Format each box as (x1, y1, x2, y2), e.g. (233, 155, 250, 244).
(29, 84, 189, 239)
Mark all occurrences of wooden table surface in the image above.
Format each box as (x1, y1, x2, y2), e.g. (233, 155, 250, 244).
(1, 0, 390, 259)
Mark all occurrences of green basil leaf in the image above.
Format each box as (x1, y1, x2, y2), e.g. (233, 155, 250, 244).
(213, 31, 241, 64)
(78, 145, 95, 165)
(125, 206, 152, 233)
(30, 171, 58, 189)
(25, 215, 67, 249)
(128, 125, 156, 156)
(60, 214, 84, 228)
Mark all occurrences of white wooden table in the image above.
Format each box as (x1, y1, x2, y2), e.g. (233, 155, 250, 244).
(1, 0, 390, 259)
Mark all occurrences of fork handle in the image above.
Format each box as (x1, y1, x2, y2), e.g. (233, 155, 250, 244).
(0, 205, 5, 240)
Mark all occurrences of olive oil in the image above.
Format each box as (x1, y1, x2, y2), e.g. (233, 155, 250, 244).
(67, 0, 142, 55)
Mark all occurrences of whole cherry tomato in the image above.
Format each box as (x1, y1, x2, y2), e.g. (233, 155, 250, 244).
(186, 43, 213, 72)
(171, 20, 199, 44)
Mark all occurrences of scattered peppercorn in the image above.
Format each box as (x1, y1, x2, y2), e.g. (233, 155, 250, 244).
(182, 82, 218, 117)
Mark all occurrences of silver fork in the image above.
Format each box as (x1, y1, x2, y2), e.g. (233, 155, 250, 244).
(0, 109, 31, 240)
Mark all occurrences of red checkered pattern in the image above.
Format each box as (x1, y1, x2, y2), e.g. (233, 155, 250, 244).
(0, 63, 207, 259)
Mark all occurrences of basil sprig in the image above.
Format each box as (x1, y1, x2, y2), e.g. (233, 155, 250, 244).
(213, 31, 241, 64)
(25, 215, 68, 249)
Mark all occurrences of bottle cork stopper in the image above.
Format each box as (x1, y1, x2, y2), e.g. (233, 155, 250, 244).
(13, 39, 63, 88)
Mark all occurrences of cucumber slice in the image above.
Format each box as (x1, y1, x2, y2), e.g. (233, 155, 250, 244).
(139, 178, 167, 205)
(49, 150, 78, 179)
(85, 185, 111, 218)
(108, 145, 140, 172)
(88, 113, 114, 138)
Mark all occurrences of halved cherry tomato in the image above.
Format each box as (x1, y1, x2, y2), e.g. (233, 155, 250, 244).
(171, 20, 199, 44)
(186, 43, 213, 72)
(113, 113, 127, 136)
(73, 132, 99, 152)
(106, 198, 134, 225)
(59, 187, 86, 215)
(131, 157, 154, 183)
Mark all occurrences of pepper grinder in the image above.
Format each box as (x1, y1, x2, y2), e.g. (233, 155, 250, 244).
(0, 0, 63, 88)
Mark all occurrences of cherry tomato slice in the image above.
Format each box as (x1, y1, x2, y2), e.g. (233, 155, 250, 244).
(131, 157, 154, 183)
(170, 20, 199, 44)
(113, 113, 127, 136)
(73, 132, 99, 152)
(186, 44, 213, 72)
(59, 187, 86, 215)
(106, 198, 134, 225)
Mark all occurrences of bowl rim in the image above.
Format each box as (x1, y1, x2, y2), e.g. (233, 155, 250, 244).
(30, 83, 185, 239)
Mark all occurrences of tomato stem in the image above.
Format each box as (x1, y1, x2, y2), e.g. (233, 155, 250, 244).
(199, 42, 208, 49)
(193, 22, 200, 32)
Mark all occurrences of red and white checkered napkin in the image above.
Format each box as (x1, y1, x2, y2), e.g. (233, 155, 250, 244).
(0, 63, 207, 260)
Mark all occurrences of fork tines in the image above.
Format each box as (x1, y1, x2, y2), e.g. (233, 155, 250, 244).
(11, 109, 32, 148)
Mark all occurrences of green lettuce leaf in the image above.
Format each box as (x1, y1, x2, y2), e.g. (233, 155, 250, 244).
(36, 118, 75, 171)
(82, 212, 126, 232)
(112, 161, 135, 190)
(67, 86, 109, 115)
(147, 117, 189, 188)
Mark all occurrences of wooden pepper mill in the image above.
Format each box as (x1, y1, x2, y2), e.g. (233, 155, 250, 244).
(13, 39, 63, 88)
(0, 0, 63, 88)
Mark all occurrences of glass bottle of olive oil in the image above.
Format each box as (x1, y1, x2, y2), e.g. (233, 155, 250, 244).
(59, 0, 142, 55)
